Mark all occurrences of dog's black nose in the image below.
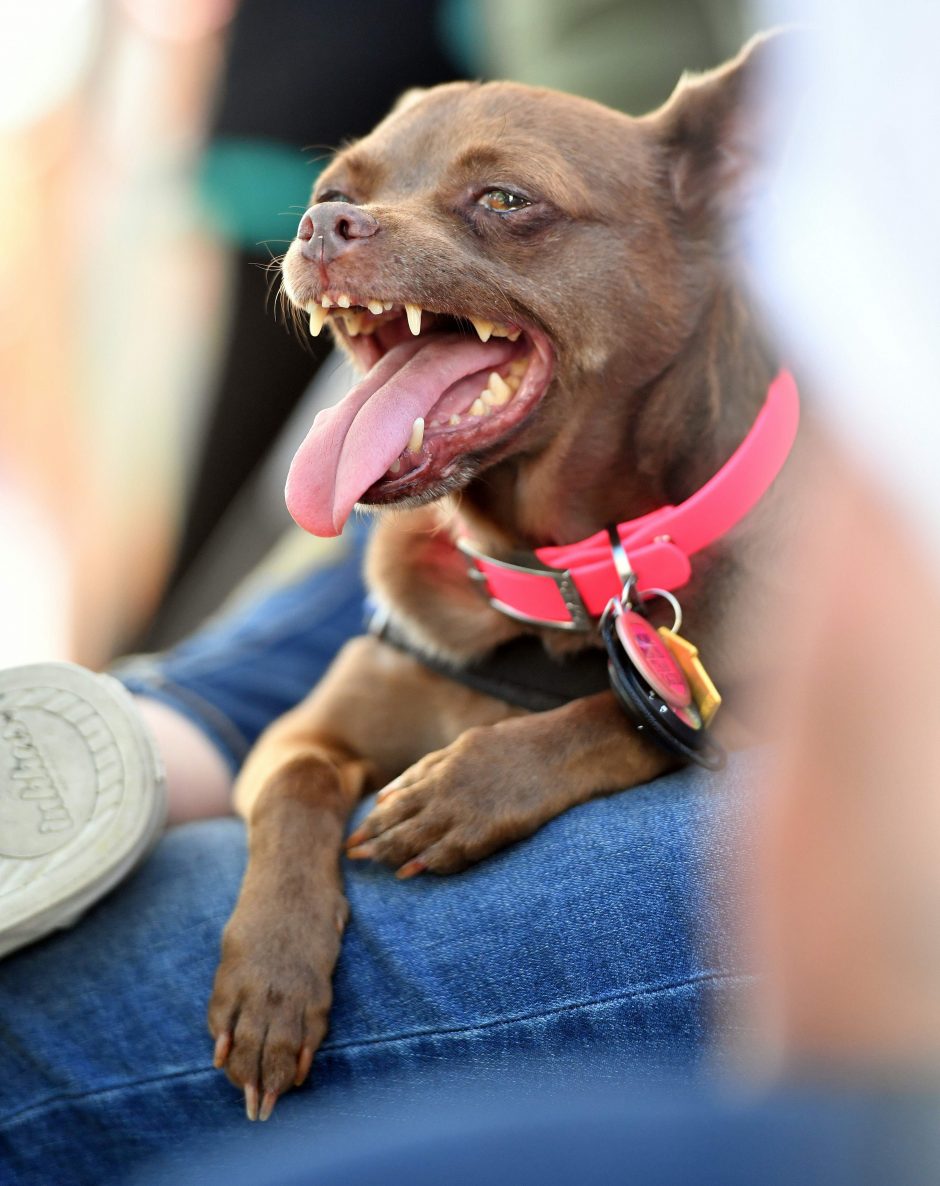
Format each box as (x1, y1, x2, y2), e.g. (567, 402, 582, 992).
(297, 203, 379, 262)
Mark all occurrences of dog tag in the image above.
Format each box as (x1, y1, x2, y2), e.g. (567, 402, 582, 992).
(615, 611, 692, 708)
(657, 629, 722, 726)
(600, 597, 725, 771)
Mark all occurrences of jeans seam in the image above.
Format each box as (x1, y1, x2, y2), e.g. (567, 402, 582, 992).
(0, 971, 750, 1130)
(320, 969, 751, 1054)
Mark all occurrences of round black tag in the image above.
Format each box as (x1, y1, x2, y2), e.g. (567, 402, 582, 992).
(600, 604, 726, 771)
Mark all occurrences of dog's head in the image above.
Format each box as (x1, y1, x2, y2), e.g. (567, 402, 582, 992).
(282, 34, 787, 539)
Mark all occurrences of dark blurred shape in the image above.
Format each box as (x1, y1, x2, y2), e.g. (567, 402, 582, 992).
(134, 1073, 940, 1186)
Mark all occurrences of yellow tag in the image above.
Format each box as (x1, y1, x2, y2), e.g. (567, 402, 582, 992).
(657, 629, 722, 726)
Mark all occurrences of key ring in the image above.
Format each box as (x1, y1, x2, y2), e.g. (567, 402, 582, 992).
(637, 587, 683, 636)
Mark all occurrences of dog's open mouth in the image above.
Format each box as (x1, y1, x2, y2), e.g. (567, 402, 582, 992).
(284, 292, 554, 537)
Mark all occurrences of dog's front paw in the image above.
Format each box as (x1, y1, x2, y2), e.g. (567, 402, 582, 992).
(346, 726, 548, 877)
(208, 892, 347, 1120)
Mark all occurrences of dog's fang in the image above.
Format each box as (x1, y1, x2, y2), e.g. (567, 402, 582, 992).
(408, 417, 425, 451)
(405, 303, 423, 335)
(470, 317, 493, 342)
(307, 304, 328, 336)
(488, 372, 511, 402)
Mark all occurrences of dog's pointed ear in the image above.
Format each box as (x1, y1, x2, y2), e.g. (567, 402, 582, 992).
(652, 30, 796, 225)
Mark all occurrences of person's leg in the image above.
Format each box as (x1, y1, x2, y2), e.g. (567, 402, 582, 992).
(0, 528, 368, 959)
(0, 753, 754, 1186)
(114, 526, 369, 779)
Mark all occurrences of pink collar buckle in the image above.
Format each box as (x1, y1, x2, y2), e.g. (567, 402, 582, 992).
(458, 369, 800, 632)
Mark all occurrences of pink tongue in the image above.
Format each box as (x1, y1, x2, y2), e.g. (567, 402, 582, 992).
(285, 332, 515, 536)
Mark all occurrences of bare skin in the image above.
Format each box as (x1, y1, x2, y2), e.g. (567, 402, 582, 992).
(209, 33, 800, 1118)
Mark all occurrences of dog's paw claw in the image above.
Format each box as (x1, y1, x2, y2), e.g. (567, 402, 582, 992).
(244, 1083, 260, 1122)
(346, 842, 375, 860)
(395, 856, 427, 880)
(259, 1090, 279, 1122)
(213, 1030, 232, 1069)
(295, 1043, 315, 1087)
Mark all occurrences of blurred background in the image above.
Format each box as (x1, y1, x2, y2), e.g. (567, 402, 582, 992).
(4, 0, 940, 1169)
(0, 0, 754, 668)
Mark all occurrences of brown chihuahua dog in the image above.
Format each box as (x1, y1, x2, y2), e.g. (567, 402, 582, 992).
(208, 33, 798, 1120)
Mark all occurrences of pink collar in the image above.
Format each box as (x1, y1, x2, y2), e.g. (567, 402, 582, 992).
(457, 369, 800, 631)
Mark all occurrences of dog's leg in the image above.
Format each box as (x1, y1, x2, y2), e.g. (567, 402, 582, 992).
(207, 708, 370, 1120)
(208, 636, 519, 1119)
(347, 692, 679, 877)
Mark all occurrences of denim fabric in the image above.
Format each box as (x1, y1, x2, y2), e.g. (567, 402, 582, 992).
(114, 526, 369, 774)
(0, 757, 754, 1186)
(0, 522, 758, 1184)
(134, 1077, 940, 1186)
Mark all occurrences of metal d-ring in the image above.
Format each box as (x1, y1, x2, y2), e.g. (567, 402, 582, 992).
(638, 587, 683, 635)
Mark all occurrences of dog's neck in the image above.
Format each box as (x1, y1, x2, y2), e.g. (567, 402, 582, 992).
(456, 279, 776, 552)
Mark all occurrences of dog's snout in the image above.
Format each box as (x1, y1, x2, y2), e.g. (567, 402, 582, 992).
(297, 203, 379, 262)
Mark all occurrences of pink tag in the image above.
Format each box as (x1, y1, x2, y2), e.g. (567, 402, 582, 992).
(615, 611, 692, 708)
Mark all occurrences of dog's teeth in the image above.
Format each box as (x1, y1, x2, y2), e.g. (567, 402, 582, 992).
(449, 414, 460, 426)
(508, 356, 529, 377)
(408, 416, 425, 451)
(488, 372, 509, 400)
(367, 300, 384, 315)
(307, 304, 329, 337)
(469, 398, 487, 416)
(343, 312, 362, 336)
(490, 324, 521, 341)
(336, 293, 351, 308)
(388, 459, 402, 475)
(321, 295, 333, 308)
(487, 372, 511, 402)
(470, 317, 493, 343)
(383, 301, 394, 311)
(405, 304, 423, 335)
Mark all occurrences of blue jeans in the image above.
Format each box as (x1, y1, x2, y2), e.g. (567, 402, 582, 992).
(0, 526, 754, 1186)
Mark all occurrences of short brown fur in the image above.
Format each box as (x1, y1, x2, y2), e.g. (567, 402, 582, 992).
(208, 34, 799, 1119)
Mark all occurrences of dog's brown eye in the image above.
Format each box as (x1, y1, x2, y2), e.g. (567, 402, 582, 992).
(317, 189, 355, 205)
(478, 189, 529, 213)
